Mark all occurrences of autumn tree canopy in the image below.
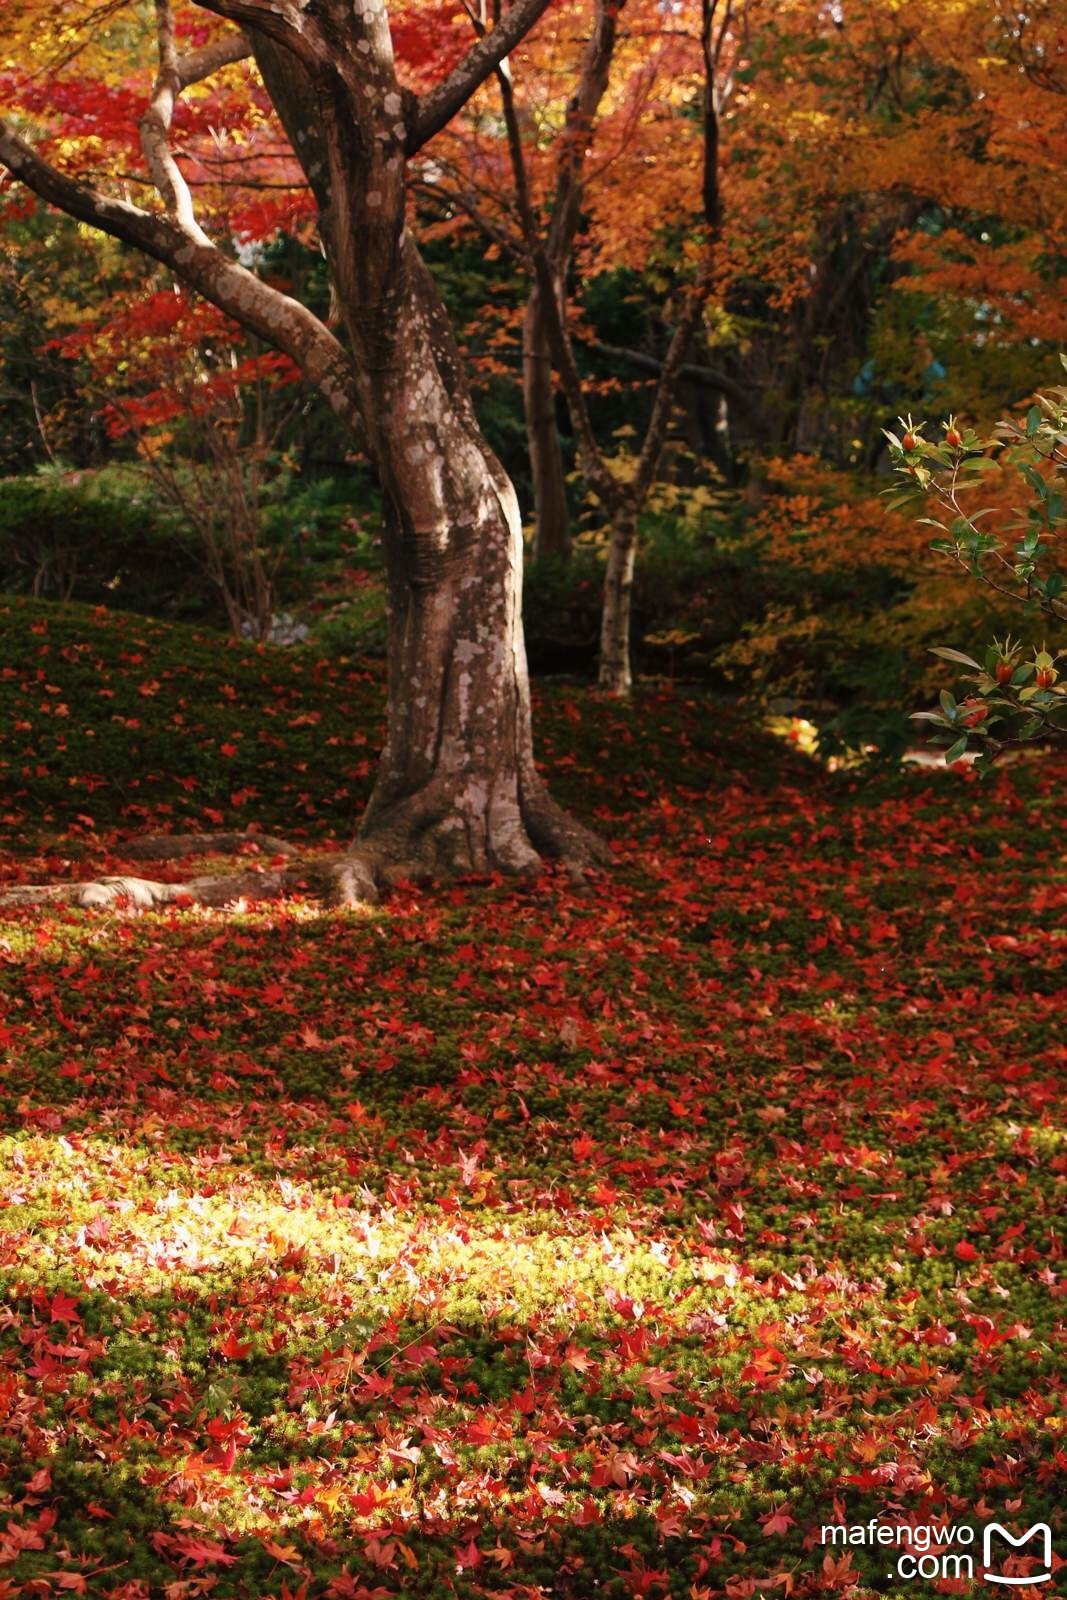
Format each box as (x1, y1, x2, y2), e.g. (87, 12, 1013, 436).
(2, 0, 1066, 734)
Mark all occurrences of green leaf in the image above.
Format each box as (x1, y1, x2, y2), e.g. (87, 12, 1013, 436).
(930, 647, 982, 669)
(1021, 464, 1050, 500)
(943, 736, 969, 764)
(884, 491, 923, 512)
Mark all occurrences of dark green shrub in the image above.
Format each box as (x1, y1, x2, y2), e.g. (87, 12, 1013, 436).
(0, 474, 216, 621)
(309, 573, 389, 657)
(521, 504, 763, 680)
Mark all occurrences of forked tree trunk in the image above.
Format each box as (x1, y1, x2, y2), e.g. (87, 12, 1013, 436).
(598, 504, 638, 696)
(512, 0, 622, 563)
(523, 285, 571, 562)
(344, 243, 600, 876)
(255, 30, 607, 881)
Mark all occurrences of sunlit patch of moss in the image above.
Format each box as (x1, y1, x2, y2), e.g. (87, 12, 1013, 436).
(990, 1119, 1065, 1158)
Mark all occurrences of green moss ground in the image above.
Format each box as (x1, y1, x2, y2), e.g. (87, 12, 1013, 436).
(0, 598, 1063, 1599)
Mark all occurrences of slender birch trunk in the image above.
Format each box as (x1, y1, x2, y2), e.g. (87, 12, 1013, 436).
(598, 504, 639, 696)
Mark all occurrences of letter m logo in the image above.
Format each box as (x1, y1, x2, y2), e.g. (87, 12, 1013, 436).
(983, 1524, 1052, 1586)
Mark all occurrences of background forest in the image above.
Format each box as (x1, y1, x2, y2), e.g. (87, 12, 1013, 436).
(2, 0, 1064, 761)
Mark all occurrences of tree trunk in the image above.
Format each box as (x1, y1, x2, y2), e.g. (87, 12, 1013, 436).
(254, 28, 607, 881)
(341, 242, 601, 876)
(523, 285, 571, 561)
(708, 389, 735, 484)
(598, 504, 638, 696)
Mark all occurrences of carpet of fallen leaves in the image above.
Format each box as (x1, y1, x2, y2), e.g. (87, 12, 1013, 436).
(0, 598, 1063, 1600)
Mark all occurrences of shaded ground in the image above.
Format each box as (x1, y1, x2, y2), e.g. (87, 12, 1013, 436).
(0, 598, 1063, 1599)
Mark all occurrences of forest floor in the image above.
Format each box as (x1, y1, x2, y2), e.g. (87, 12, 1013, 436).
(0, 596, 1063, 1600)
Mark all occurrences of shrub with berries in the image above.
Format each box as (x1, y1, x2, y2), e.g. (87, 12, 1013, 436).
(885, 360, 1067, 768)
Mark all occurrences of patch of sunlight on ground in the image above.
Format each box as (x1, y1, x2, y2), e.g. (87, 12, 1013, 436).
(0, 1135, 754, 1322)
(0, 1136, 789, 1544)
(0, 895, 384, 961)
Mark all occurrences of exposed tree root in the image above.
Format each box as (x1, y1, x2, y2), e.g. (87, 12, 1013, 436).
(0, 858, 374, 912)
(123, 831, 297, 862)
(0, 795, 610, 913)
(522, 784, 614, 873)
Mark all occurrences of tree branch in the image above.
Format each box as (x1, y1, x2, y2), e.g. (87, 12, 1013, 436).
(545, 0, 621, 264)
(0, 120, 362, 431)
(493, 55, 621, 509)
(623, 2, 729, 500)
(622, 0, 727, 500)
(176, 31, 252, 90)
(488, 0, 726, 513)
(141, 0, 206, 236)
(191, 0, 325, 69)
(408, 0, 557, 154)
(413, 177, 523, 259)
(633, 268, 713, 503)
(590, 341, 757, 418)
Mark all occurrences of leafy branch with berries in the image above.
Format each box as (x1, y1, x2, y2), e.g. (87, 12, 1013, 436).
(884, 357, 1067, 769)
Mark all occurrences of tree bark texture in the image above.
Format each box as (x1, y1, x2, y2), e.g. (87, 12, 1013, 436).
(598, 504, 639, 696)
(523, 284, 571, 561)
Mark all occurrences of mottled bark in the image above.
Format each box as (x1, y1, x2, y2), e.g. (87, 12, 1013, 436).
(257, 9, 606, 875)
(523, 285, 570, 561)
(348, 243, 605, 875)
